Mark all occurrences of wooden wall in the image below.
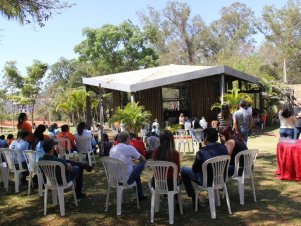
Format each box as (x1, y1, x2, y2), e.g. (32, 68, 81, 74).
(112, 90, 120, 109)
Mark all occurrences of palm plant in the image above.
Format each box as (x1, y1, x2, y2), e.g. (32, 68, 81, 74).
(211, 88, 252, 113)
(109, 102, 152, 135)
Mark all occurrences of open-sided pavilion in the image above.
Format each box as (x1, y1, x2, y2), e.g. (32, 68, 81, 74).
(83, 64, 260, 126)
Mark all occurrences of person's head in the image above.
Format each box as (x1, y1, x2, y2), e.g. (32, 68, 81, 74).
(34, 124, 47, 141)
(61, 124, 69, 132)
(0, 135, 5, 140)
(156, 130, 175, 161)
(218, 127, 232, 143)
(42, 139, 55, 154)
(48, 123, 58, 132)
(129, 133, 137, 140)
(281, 102, 294, 118)
(17, 113, 28, 127)
(77, 122, 87, 136)
(154, 118, 158, 122)
(180, 113, 184, 117)
(221, 103, 230, 118)
(7, 134, 14, 139)
(239, 99, 247, 108)
(203, 128, 218, 144)
(102, 133, 109, 142)
(151, 131, 157, 136)
(117, 131, 130, 144)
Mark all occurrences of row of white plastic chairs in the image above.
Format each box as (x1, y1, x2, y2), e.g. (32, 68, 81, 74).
(101, 149, 258, 224)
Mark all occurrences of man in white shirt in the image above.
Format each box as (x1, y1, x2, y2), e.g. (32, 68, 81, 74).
(110, 131, 147, 200)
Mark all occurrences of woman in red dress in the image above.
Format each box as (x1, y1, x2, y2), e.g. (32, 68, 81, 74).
(17, 113, 33, 143)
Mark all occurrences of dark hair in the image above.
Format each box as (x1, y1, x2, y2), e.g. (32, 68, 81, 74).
(239, 99, 247, 108)
(7, 134, 14, 139)
(48, 123, 58, 132)
(0, 135, 5, 140)
(117, 131, 130, 143)
(33, 124, 47, 142)
(102, 133, 109, 142)
(61, 124, 69, 132)
(203, 128, 218, 143)
(281, 102, 294, 118)
(17, 113, 27, 128)
(129, 133, 137, 139)
(77, 122, 86, 136)
(221, 103, 231, 120)
(155, 130, 175, 162)
(17, 130, 30, 140)
(219, 126, 244, 143)
(42, 139, 55, 153)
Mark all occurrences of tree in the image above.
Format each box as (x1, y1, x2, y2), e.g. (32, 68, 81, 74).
(109, 102, 152, 135)
(0, 0, 73, 27)
(48, 57, 76, 85)
(74, 20, 158, 74)
(257, 0, 301, 83)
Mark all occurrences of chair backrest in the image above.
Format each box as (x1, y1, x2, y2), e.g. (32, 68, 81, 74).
(24, 150, 38, 173)
(37, 161, 68, 187)
(202, 155, 230, 188)
(55, 138, 71, 157)
(145, 161, 178, 193)
(1, 148, 24, 171)
(177, 129, 186, 140)
(75, 136, 91, 153)
(101, 156, 128, 187)
(193, 128, 202, 143)
(233, 149, 258, 178)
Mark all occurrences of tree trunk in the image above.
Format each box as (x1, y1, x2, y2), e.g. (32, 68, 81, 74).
(283, 58, 287, 83)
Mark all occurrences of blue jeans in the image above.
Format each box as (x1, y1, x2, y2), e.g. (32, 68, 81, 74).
(239, 127, 249, 143)
(294, 127, 301, 139)
(280, 128, 294, 139)
(67, 165, 82, 194)
(180, 166, 202, 199)
(127, 160, 146, 198)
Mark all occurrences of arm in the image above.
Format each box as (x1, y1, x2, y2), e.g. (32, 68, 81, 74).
(192, 152, 203, 173)
(233, 113, 239, 133)
(248, 115, 253, 129)
(225, 139, 235, 156)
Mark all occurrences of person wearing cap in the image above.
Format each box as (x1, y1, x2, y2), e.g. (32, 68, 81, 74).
(39, 139, 92, 199)
(233, 99, 253, 144)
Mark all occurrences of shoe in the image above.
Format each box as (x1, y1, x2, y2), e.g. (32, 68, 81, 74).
(76, 192, 86, 199)
(139, 196, 148, 201)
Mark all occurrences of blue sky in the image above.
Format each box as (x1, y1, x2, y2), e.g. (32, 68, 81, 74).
(0, 0, 288, 76)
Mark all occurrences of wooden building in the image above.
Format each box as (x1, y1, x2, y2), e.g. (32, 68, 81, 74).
(83, 64, 259, 126)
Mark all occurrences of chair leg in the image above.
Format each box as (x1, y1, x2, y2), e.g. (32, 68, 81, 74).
(238, 178, 245, 205)
(14, 171, 19, 193)
(155, 194, 160, 213)
(195, 189, 199, 212)
(44, 188, 48, 215)
(250, 175, 256, 202)
(72, 184, 78, 206)
(150, 193, 155, 223)
(135, 185, 140, 209)
(116, 187, 122, 215)
(208, 188, 216, 219)
(52, 190, 58, 205)
(105, 186, 110, 212)
(224, 184, 232, 214)
(58, 189, 65, 216)
(178, 192, 183, 215)
(3, 168, 8, 191)
(215, 189, 221, 206)
(167, 193, 174, 224)
(38, 173, 43, 197)
(28, 173, 32, 195)
(87, 153, 92, 166)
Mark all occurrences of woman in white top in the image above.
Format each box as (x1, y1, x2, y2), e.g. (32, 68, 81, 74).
(74, 122, 93, 152)
(278, 102, 296, 139)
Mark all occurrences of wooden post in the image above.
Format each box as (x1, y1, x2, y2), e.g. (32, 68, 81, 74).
(99, 83, 104, 155)
(130, 92, 135, 103)
(220, 74, 225, 104)
(85, 85, 92, 129)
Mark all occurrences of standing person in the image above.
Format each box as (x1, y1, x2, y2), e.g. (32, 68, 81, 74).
(109, 131, 147, 201)
(217, 103, 233, 133)
(57, 124, 76, 152)
(294, 97, 301, 139)
(233, 100, 253, 144)
(17, 113, 33, 143)
(279, 102, 296, 139)
(130, 133, 147, 158)
(152, 130, 180, 190)
(180, 128, 228, 207)
(179, 113, 185, 129)
(146, 131, 160, 159)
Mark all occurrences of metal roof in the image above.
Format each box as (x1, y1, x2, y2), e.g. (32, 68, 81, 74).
(82, 64, 259, 92)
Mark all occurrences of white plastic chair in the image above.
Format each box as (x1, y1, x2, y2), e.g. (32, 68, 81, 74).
(24, 150, 43, 196)
(0, 149, 8, 187)
(55, 138, 72, 160)
(231, 149, 258, 205)
(192, 128, 203, 154)
(74, 136, 96, 166)
(192, 155, 232, 219)
(176, 129, 190, 154)
(146, 161, 183, 225)
(101, 156, 140, 216)
(37, 161, 78, 216)
(1, 148, 28, 193)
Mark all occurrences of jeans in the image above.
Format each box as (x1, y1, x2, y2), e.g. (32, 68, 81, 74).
(280, 128, 294, 139)
(66, 160, 84, 194)
(180, 166, 202, 199)
(294, 127, 301, 140)
(239, 127, 249, 143)
(127, 160, 146, 198)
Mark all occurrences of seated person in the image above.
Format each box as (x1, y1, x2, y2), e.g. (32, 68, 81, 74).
(9, 131, 30, 185)
(33, 124, 50, 150)
(6, 134, 15, 147)
(130, 133, 147, 158)
(99, 133, 113, 156)
(57, 124, 76, 152)
(0, 135, 8, 148)
(152, 130, 180, 190)
(39, 139, 92, 199)
(146, 131, 160, 159)
(48, 123, 59, 138)
(219, 127, 247, 176)
(109, 131, 147, 201)
(180, 128, 228, 207)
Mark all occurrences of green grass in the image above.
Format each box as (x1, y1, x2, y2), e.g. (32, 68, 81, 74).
(1, 127, 301, 226)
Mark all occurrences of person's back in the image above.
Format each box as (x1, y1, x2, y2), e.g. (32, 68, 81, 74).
(0, 135, 7, 148)
(9, 137, 29, 163)
(58, 124, 76, 150)
(233, 100, 252, 143)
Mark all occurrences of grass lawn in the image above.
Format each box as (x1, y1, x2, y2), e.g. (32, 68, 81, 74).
(1, 127, 301, 226)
